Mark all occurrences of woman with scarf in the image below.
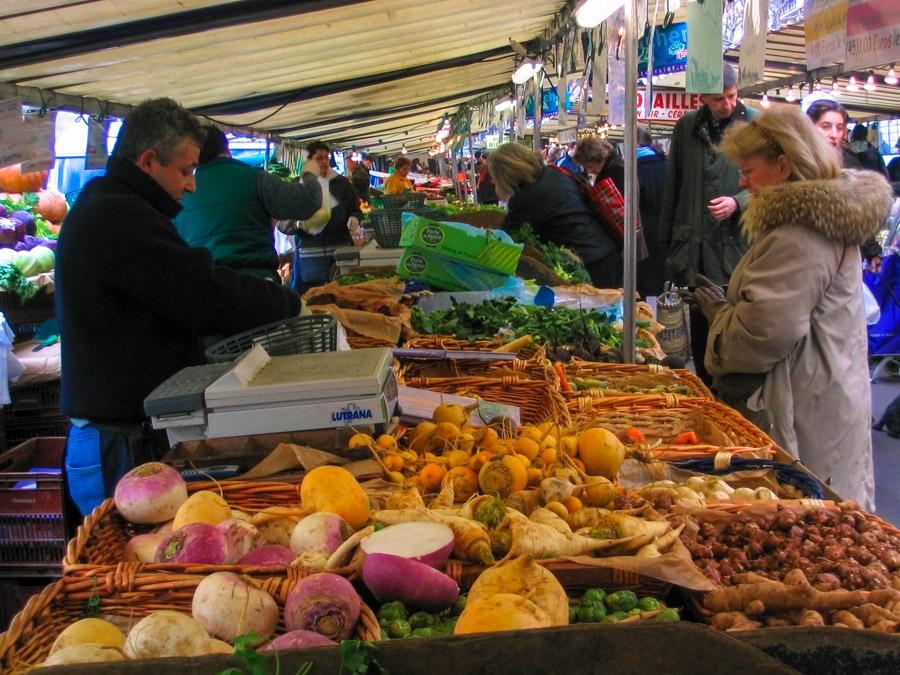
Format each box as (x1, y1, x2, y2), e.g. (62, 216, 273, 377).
(691, 105, 892, 509)
(290, 141, 362, 293)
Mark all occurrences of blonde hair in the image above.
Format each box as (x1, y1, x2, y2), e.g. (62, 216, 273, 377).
(573, 135, 614, 166)
(488, 143, 544, 200)
(719, 104, 841, 181)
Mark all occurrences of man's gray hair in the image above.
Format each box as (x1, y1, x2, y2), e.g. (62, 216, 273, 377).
(113, 98, 205, 164)
(722, 63, 738, 91)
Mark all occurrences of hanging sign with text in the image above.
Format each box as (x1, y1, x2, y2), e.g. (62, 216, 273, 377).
(844, 0, 900, 70)
(636, 91, 702, 120)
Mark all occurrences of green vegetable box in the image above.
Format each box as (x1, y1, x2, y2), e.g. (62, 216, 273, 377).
(397, 213, 523, 292)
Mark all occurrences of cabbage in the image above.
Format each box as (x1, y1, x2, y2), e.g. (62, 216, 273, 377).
(12, 245, 54, 277)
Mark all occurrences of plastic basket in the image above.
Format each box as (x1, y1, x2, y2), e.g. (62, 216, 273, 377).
(382, 191, 426, 210)
(0, 289, 55, 341)
(0, 437, 67, 575)
(205, 314, 337, 363)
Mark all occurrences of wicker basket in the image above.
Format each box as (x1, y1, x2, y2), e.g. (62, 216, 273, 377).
(402, 335, 540, 360)
(557, 361, 713, 399)
(0, 566, 379, 673)
(205, 314, 337, 363)
(398, 345, 551, 382)
(569, 395, 777, 449)
(402, 374, 571, 426)
(346, 335, 399, 349)
(63, 480, 307, 575)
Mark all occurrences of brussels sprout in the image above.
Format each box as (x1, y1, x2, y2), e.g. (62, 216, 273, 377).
(605, 590, 638, 613)
(408, 612, 436, 629)
(654, 608, 681, 622)
(378, 601, 408, 622)
(637, 597, 662, 612)
(581, 588, 607, 607)
(602, 611, 629, 623)
(577, 604, 607, 623)
(411, 627, 435, 638)
(386, 619, 412, 639)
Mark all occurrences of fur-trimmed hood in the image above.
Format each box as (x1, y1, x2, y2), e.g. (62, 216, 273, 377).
(742, 169, 893, 245)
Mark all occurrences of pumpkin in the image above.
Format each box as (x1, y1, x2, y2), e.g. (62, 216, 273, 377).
(0, 164, 47, 193)
(36, 189, 68, 223)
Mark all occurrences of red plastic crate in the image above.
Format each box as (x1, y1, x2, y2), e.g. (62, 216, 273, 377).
(0, 437, 67, 575)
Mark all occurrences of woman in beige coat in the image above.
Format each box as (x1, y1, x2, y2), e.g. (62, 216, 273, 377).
(691, 106, 893, 510)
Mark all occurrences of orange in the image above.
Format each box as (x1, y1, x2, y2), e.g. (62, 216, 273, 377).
(563, 496, 583, 513)
(418, 463, 446, 491)
(384, 453, 404, 472)
(376, 434, 398, 452)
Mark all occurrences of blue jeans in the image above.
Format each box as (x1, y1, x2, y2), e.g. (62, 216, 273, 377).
(64, 422, 168, 516)
(291, 250, 333, 293)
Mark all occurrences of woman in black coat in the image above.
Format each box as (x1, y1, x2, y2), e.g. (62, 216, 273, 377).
(488, 143, 621, 288)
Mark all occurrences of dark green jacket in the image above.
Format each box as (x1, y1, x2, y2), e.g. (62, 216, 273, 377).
(660, 103, 758, 286)
(175, 157, 321, 279)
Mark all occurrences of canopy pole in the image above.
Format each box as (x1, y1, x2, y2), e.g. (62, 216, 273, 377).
(468, 109, 479, 204)
(623, 0, 638, 364)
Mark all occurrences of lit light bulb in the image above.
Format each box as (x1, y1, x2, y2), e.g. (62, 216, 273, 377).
(831, 80, 841, 96)
(760, 93, 771, 109)
(846, 75, 859, 91)
(783, 87, 798, 102)
(864, 71, 877, 91)
(886, 65, 898, 86)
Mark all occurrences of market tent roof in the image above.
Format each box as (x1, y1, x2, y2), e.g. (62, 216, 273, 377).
(0, 0, 568, 154)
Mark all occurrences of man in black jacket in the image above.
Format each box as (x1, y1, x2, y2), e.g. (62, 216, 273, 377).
(57, 98, 302, 516)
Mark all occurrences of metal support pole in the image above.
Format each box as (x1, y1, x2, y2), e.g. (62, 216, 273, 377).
(468, 109, 479, 204)
(623, 0, 638, 364)
(532, 71, 542, 151)
(264, 137, 271, 171)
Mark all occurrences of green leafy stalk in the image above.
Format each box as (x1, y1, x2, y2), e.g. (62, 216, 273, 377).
(339, 640, 387, 674)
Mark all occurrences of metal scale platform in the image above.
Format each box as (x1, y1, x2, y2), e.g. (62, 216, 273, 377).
(145, 345, 397, 444)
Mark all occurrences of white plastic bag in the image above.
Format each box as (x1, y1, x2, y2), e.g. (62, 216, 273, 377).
(863, 283, 881, 325)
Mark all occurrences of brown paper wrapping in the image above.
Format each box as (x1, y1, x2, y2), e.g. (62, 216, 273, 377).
(238, 442, 381, 481)
(306, 304, 404, 343)
(552, 536, 717, 592)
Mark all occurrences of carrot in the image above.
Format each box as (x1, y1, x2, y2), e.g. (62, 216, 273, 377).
(553, 363, 572, 393)
(624, 427, 646, 442)
(673, 431, 699, 445)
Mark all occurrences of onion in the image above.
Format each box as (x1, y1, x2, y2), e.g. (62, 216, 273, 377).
(284, 573, 360, 640)
(124, 533, 167, 562)
(155, 523, 228, 564)
(260, 630, 336, 651)
(359, 522, 455, 568)
(114, 462, 187, 524)
(237, 545, 295, 567)
(362, 552, 459, 612)
(191, 572, 278, 645)
(290, 512, 351, 556)
(217, 519, 258, 563)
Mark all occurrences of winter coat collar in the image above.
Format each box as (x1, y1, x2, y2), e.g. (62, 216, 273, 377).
(694, 101, 752, 146)
(742, 169, 893, 245)
(105, 155, 182, 219)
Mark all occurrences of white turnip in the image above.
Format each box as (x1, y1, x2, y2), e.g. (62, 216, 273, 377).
(359, 522, 455, 568)
(238, 544, 295, 567)
(155, 522, 228, 564)
(40, 644, 125, 666)
(124, 610, 210, 658)
(191, 572, 278, 645)
(217, 518, 258, 563)
(114, 462, 187, 524)
(124, 532, 167, 563)
(362, 552, 459, 611)
(290, 512, 351, 556)
(260, 630, 336, 651)
(284, 573, 360, 640)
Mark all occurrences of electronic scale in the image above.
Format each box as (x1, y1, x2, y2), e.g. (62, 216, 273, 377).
(144, 345, 397, 444)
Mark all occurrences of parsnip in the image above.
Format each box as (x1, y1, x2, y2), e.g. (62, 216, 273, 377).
(529, 507, 573, 535)
(635, 523, 685, 558)
(386, 487, 425, 510)
(498, 513, 637, 560)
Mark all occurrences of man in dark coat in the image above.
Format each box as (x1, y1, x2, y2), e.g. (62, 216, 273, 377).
(636, 127, 668, 298)
(57, 98, 301, 516)
(660, 64, 756, 385)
